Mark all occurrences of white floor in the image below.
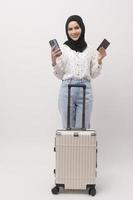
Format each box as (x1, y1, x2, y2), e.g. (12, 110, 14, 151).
(0, 136, 132, 200)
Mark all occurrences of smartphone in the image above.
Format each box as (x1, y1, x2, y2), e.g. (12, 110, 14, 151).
(97, 39, 110, 51)
(49, 39, 60, 49)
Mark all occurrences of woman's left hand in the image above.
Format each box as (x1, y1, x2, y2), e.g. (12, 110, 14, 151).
(97, 47, 107, 64)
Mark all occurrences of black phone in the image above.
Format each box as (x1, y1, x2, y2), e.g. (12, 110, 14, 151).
(49, 39, 60, 49)
(97, 39, 110, 51)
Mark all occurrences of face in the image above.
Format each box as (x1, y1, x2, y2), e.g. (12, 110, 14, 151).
(67, 21, 82, 41)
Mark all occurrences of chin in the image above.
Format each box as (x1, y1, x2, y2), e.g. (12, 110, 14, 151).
(71, 37, 79, 41)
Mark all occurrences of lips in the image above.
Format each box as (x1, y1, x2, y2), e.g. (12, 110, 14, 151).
(71, 35, 80, 39)
(72, 35, 79, 38)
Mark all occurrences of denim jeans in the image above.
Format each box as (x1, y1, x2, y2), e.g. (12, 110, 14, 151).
(58, 78, 93, 129)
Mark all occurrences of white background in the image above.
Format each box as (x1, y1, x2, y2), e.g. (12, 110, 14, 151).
(0, 0, 133, 199)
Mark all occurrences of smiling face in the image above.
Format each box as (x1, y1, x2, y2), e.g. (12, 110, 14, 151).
(67, 21, 82, 41)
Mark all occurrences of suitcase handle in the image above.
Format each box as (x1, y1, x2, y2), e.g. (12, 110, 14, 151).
(67, 84, 86, 130)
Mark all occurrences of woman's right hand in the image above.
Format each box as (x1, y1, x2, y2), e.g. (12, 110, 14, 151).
(51, 46, 62, 66)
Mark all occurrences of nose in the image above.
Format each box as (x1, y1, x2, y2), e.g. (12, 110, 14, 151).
(71, 29, 77, 35)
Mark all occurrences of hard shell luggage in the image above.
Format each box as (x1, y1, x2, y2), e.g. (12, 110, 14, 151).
(51, 84, 97, 196)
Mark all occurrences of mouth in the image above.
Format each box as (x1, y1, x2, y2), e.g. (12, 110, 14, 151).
(71, 35, 80, 40)
(72, 35, 79, 38)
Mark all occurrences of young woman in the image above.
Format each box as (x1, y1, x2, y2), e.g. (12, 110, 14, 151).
(51, 15, 106, 129)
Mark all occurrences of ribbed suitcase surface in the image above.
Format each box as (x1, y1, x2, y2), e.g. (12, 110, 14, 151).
(55, 129, 97, 190)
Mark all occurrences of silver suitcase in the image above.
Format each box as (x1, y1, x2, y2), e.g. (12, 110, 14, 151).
(52, 84, 97, 196)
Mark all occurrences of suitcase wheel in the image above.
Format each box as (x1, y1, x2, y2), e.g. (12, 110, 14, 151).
(51, 186, 59, 194)
(88, 187, 96, 196)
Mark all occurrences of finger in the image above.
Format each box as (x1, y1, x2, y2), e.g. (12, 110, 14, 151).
(99, 48, 106, 55)
(55, 51, 62, 57)
(54, 48, 61, 53)
(99, 47, 105, 51)
(51, 45, 56, 51)
(52, 48, 61, 55)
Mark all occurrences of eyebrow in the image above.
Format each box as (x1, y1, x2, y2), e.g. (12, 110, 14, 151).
(68, 25, 80, 29)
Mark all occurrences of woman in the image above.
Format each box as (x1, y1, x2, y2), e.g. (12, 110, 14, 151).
(51, 15, 106, 129)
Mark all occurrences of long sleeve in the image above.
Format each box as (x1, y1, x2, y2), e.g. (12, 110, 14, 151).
(90, 51, 102, 79)
(51, 44, 103, 81)
(52, 47, 67, 80)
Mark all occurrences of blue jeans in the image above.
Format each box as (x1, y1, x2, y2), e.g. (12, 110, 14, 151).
(58, 79, 93, 129)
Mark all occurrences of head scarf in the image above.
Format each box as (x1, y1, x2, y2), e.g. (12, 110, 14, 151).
(64, 15, 87, 52)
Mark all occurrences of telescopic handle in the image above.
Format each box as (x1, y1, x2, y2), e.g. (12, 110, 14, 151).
(67, 84, 86, 130)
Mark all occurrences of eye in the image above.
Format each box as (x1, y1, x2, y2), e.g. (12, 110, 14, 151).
(68, 27, 73, 31)
(75, 26, 80, 30)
